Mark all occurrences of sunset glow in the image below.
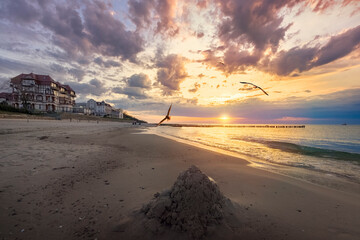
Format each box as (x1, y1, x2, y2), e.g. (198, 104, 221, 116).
(0, 0, 359, 124)
(219, 115, 229, 121)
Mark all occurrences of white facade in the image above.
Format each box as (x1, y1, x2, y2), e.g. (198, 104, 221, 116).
(86, 99, 123, 119)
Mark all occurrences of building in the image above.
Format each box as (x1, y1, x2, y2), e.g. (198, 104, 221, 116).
(86, 99, 123, 118)
(0, 92, 11, 104)
(8, 73, 76, 112)
(73, 102, 87, 114)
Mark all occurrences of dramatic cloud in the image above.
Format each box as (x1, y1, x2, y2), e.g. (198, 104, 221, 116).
(0, 0, 39, 23)
(128, 0, 154, 29)
(306, 0, 360, 13)
(156, 54, 188, 95)
(94, 57, 121, 68)
(84, 1, 144, 61)
(1, 0, 144, 63)
(128, 0, 179, 36)
(68, 68, 86, 82)
(195, 0, 360, 75)
(0, 76, 11, 92)
(1, 0, 359, 123)
(113, 86, 148, 99)
(68, 78, 108, 96)
(0, 57, 50, 75)
(112, 73, 151, 99)
(126, 73, 151, 89)
(263, 25, 360, 75)
(216, 0, 296, 51)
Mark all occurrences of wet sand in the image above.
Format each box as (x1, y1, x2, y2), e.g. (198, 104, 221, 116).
(0, 119, 359, 239)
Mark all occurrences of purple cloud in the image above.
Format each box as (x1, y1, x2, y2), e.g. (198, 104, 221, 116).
(94, 57, 121, 68)
(84, 1, 144, 61)
(68, 78, 108, 96)
(196, 0, 360, 76)
(263, 25, 360, 75)
(127, 0, 179, 36)
(126, 73, 151, 89)
(0, 0, 39, 23)
(112, 73, 151, 99)
(113, 86, 148, 99)
(156, 54, 188, 95)
(1, 0, 144, 64)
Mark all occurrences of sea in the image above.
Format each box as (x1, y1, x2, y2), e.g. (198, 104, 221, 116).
(149, 124, 360, 192)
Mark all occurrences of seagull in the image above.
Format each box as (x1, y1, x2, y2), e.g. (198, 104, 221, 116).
(239, 81, 269, 96)
(157, 104, 172, 126)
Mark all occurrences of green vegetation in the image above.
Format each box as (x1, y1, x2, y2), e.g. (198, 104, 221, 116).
(0, 102, 31, 114)
(123, 112, 147, 123)
(0, 104, 147, 123)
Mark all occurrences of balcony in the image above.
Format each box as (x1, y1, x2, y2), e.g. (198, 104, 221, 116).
(51, 84, 59, 90)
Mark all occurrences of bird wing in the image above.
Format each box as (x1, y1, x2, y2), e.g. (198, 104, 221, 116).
(166, 104, 172, 117)
(240, 81, 268, 96)
(257, 86, 269, 96)
(240, 81, 255, 87)
(157, 117, 167, 127)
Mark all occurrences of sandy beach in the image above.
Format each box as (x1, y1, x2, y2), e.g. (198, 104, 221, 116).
(0, 119, 359, 240)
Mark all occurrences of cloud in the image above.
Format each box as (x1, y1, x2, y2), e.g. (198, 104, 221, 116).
(0, 76, 11, 92)
(188, 82, 200, 93)
(68, 78, 108, 96)
(84, 1, 144, 61)
(112, 73, 151, 99)
(126, 73, 151, 89)
(1, 0, 144, 64)
(50, 63, 67, 74)
(94, 57, 121, 68)
(0, 57, 50, 75)
(263, 25, 360, 75)
(68, 68, 86, 82)
(128, 0, 179, 36)
(128, 0, 155, 29)
(222, 46, 262, 74)
(113, 86, 148, 99)
(216, 0, 296, 52)
(0, 0, 39, 23)
(156, 54, 188, 95)
(195, 0, 360, 75)
(306, 0, 359, 13)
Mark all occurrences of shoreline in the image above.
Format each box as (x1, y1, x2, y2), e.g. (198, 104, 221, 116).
(148, 127, 360, 195)
(0, 119, 359, 239)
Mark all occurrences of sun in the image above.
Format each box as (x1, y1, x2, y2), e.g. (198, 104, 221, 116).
(219, 115, 229, 121)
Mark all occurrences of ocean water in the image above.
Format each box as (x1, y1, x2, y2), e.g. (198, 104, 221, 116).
(149, 125, 360, 191)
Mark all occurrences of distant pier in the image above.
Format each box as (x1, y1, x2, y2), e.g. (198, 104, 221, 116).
(161, 124, 306, 128)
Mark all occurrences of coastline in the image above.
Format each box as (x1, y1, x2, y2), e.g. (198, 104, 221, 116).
(148, 127, 360, 195)
(0, 119, 359, 239)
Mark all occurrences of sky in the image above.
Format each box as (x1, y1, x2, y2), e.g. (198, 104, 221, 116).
(0, 0, 360, 124)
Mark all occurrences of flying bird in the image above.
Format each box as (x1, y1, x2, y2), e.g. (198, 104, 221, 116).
(157, 104, 172, 126)
(239, 82, 269, 96)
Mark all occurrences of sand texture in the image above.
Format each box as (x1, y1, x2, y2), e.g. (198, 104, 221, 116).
(0, 119, 359, 240)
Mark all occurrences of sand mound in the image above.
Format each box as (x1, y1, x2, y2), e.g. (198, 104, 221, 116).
(141, 165, 228, 239)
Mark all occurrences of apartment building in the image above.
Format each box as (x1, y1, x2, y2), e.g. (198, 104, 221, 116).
(86, 99, 123, 118)
(8, 73, 76, 112)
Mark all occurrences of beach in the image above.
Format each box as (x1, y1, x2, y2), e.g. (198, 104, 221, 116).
(0, 119, 359, 240)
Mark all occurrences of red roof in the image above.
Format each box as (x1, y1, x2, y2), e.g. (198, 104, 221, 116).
(10, 73, 75, 94)
(0, 92, 11, 100)
(62, 84, 74, 92)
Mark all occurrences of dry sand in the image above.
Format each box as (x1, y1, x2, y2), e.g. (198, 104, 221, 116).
(0, 119, 359, 240)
